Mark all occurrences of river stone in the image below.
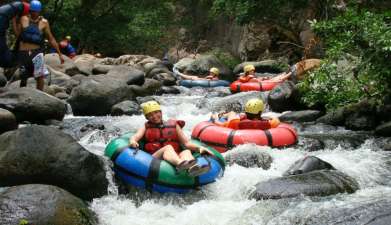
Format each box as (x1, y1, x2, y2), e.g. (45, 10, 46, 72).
(92, 64, 113, 74)
(73, 54, 101, 76)
(345, 112, 377, 131)
(198, 91, 263, 112)
(250, 170, 359, 200)
(0, 108, 17, 134)
(0, 184, 97, 225)
(0, 87, 66, 123)
(267, 81, 301, 112)
(301, 199, 391, 225)
(233, 60, 287, 74)
(316, 108, 346, 126)
(0, 125, 108, 200)
(375, 121, 391, 137)
(224, 146, 272, 169)
(129, 78, 162, 97)
(283, 156, 335, 176)
(296, 137, 325, 152)
(0, 73, 6, 87)
(111, 100, 141, 116)
(174, 55, 233, 81)
(280, 110, 324, 122)
(106, 65, 145, 86)
(45, 53, 80, 76)
(158, 86, 181, 95)
(152, 72, 177, 86)
(68, 75, 135, 116)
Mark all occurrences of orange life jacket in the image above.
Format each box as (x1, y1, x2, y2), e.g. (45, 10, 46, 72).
(238, 114, 272, 130)
(239, 74, 256, 83)
(144, 119, 185, 154)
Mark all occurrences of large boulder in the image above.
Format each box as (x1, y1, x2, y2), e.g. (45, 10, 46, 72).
(45, 53, 80, 76)
(375, 121, 391, 137)
(283, 156, 335, 176)
(0, 184, 97, 225)
(197, 91, 263, 112)
(279, 110, 324, 123)
(0, 73, 6, 87)
(106, 65, 145, 86)
(68, 75, 135, 116)
(0, 108, 17, 134)
(238, 23, 271, 61)
(174, 55, 233, 81)
(0, 125, 108, 200)
(250, 170, 359, 200)
(267, 81, 302, 112)
(129, 78, 162, 97)
(73, 54, 102, 76)
(224, 145, 273, 169)
(0, 88, 66, 123)
(233, 60, 288, 75)
(111, 100, 141, 116)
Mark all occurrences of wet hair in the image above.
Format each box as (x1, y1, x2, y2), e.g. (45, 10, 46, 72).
(245, 112, 262, 120)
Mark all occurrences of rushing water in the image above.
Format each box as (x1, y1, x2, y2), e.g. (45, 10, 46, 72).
(64, 87, 391, 225)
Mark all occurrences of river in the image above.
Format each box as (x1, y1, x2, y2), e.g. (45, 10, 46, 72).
(62, 87, 391, 225)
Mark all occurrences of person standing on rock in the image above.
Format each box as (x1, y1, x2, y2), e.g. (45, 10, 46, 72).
(16, 0, 64, 91)
(129, 100, 212, 176)
(0, 0, 30, 68)
(175, 67, 220, 81)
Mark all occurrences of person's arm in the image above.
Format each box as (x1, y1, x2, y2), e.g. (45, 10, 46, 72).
(129, 126, 146, 148)
(176, 125, 211, 154)
(269, 72, 292, 82)
(43, 20, 64, 64)
(12, 17, 20, 37)
(178, 73, 202, 81)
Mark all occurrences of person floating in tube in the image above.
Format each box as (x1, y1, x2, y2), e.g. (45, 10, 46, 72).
(175, 67, 220, 81)
(210, 98, 280, 130)
(238, 64, 292, 83)
(129, 100, 213, 177)
(16, 0, 64, 91)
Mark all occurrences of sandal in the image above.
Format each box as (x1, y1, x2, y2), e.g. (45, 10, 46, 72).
(188, 164, 211, 177)
(176, 159, 197, 172)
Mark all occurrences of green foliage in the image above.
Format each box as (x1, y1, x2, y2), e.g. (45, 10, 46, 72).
(300, 6, 391, 110)
(207, 48, 241, 69)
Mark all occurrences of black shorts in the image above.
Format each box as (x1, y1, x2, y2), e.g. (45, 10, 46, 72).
(18, 48, 43, 80)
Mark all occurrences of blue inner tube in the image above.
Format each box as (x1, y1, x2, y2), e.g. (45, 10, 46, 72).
(179, 79, 230, 88)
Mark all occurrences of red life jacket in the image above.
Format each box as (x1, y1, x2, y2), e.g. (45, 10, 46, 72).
(144, 119, 185, 154)
(239, 74, 256, 83)
(238, 115, 272, 130)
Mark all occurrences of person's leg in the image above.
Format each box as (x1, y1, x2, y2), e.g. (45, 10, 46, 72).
(152, 145, 182, 166)
(36, 76, 44, 91)
(179, 149, 194, 161)
(0, 34, 13, 68)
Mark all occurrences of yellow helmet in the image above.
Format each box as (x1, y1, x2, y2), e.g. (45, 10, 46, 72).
(65, 36, 71, 41)
(245, 98, 265, 114)
(243, 64, 256, 73)
(209, 67, 219, 76)
(141, 101, 161, 116)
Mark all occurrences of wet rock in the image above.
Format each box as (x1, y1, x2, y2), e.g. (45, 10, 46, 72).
(129, 78, 162, 97)
(158, 86, 181, 95)
(73, 54, 102, 76)
(111, 100, 141, 116)
(0, 184, 97, 225)
(0, 108, 17, 134)
(238, 23, 271, 61)
(345, 112, 377, 130)
(296, 137, 325, 152)
(80, 123, 105, 132)
(198, 91, 263, 112)
(0, 73, 6, 87)
(92, 64, 113, 74)
(233, 60, 287, 74)
(316, 108, 345, 126)
(300, 131, 372, 149)
(55, 92, 70, 100)
(68, 75, 135, 116)
(152, 72, 177, 86)
(45, 53, 80, 76)
(372, 137, 391, 151)
(302, 199, 391, 225)
(224, 146, 272, 169)
(280, 110, 324, 123)
(267, 81, 302, 112)
(174, 55, 233, 81)
(375, 121, 391, 137)
(376, 103, 391, 122)
(283, 156, 335, 176)
(106, 65, 145, 86)
(0, 125, 108, 200)
(0, 87, 66, 123)
(250, 170, 359, 200)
